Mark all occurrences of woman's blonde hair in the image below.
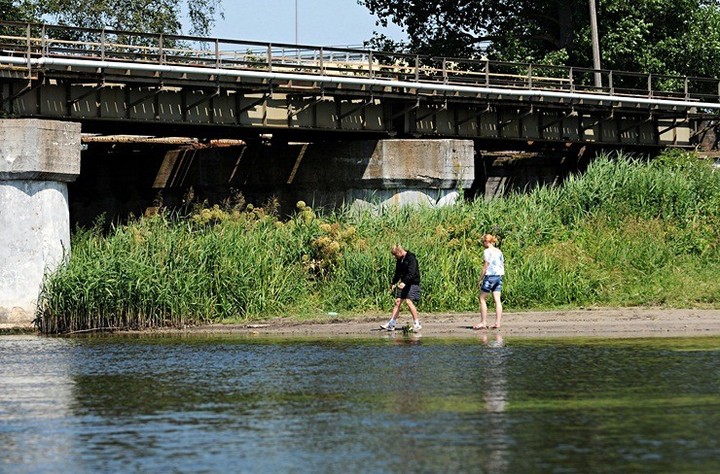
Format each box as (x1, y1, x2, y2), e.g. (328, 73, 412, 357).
(482, 234, 499, 245)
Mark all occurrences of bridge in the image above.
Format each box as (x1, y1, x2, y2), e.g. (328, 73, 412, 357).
(2, 21, 719, 147)
(2, 21, 720, 327)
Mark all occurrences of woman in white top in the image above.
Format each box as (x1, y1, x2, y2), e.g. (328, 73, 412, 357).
(473, 233, 504, 330)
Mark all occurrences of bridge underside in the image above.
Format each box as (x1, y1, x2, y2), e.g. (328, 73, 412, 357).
(0, 65, 695, 149)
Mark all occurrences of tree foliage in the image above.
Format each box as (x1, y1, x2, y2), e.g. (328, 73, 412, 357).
(2, 0, 33, 21)
(5, 0, 222, 37)
(361, 0, 720, 77)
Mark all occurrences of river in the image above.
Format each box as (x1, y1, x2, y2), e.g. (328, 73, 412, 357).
(1, 334, 718, 473)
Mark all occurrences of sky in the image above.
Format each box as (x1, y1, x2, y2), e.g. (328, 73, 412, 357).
(211, 0, 406, 48)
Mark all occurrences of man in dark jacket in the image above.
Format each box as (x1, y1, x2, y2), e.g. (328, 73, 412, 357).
(381, 244, 422, 331)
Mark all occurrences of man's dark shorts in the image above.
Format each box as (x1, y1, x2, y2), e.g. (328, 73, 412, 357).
(397, 283, 421, 303)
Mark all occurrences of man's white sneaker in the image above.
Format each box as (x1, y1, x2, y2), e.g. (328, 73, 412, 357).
(380, 322, 396, 331)
(413, 322, 422, 331)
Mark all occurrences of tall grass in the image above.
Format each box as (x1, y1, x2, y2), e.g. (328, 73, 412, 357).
(38, 151, 720, 333)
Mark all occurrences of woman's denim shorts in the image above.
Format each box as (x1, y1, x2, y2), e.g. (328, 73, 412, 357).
(481, 275, 503, 293)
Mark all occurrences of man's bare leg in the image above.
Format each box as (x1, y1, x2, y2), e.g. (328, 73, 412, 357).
(405, 299, 419, 323)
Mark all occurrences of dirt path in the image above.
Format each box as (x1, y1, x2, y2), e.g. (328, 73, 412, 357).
(193, 308, 720, 339)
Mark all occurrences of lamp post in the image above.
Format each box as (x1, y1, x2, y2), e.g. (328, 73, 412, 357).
(589, 0, 602, 87)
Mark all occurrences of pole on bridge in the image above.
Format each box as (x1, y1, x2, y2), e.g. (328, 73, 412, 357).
(589, 0, 602, 88)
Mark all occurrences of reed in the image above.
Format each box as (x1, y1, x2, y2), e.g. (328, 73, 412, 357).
(37, 150, 720, 333)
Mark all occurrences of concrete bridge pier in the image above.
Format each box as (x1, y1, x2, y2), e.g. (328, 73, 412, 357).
(239, 138, 476, 211)
(291, 139, 475, 210)
(0, 119, 81, 328)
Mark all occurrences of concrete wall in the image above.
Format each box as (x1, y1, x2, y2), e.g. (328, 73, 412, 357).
(0, 119, 81, 327)
(272, 139, 475, 210)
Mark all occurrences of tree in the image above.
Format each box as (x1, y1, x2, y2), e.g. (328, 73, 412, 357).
(360, 0, 720, 77)
(361, 0, 592, 62)
(7, 0, 222, 37)
(2, 0, 34, 22)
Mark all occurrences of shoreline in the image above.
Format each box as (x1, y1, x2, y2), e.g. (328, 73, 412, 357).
(4, 308, 720, 338)
(191, 307, 720, 339)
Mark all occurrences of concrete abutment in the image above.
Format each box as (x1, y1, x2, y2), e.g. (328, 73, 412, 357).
(0, 119, 81, 327)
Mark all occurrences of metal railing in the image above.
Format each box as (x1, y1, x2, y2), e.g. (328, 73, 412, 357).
(2, 20, 720, 107)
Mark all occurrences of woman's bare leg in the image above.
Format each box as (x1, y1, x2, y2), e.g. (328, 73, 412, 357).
(491, 291, 503, 328)
(478, 291, 489, 327)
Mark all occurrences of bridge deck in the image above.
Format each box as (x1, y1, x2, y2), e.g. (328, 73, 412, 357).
(1, 21, 716, 147)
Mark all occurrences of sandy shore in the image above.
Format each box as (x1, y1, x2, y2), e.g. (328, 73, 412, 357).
(4, 307, 719, 338)
(193, 308, 720, 339)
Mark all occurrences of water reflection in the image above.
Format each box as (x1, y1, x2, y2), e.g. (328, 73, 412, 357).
(0, 337, 80, 472)
(478, 333, 509, 473)
(0, 334, 719, 473)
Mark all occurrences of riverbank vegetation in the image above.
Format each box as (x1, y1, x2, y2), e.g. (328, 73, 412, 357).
(38, 150, 720, 333)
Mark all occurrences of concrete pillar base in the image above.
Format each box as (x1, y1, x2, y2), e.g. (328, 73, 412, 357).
(293, 188, 465, 212)
(0, 119, 81, 327)
(0, 182, 71, 326)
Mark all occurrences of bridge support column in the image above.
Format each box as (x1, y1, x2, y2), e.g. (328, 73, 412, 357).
(279, 139, 475, 210)
(0, 119, 81, 328)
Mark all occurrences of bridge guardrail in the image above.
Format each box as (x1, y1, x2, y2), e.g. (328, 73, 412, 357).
(1, 20, 719, 108)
